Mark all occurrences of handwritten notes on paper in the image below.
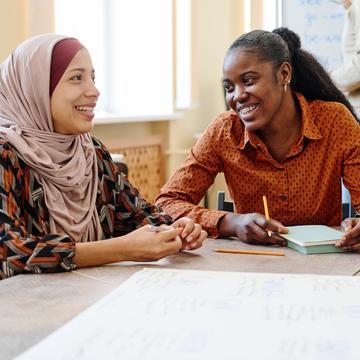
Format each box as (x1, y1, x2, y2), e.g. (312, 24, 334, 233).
(16, 269, 360, 360)
(282, 0, 344, 70)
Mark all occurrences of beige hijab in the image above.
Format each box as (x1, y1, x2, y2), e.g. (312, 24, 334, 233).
(0, 33, 102, 242)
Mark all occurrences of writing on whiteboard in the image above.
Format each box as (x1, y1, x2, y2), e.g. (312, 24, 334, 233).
(282, 0, 344, 70)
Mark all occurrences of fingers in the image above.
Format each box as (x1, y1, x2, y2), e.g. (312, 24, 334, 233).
(341, 217, 355, 232)
(183, 223, 202, 242)
(171, 218, 207, 250)
(152, 227, 182, 255)
(336, 218, 360, 250)
(147, 225, 182, 242)
(183, 230, 208, 250)
(172, 217, 197, 238)
(270, 233, 287, 246)
(146, 222, 207, 255)
(251, 214, 287, 246)
(163, 235, 183, 254)
(255, 215, 288, 234)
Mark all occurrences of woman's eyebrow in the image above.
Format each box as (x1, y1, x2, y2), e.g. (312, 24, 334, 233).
(65, 67, 95, 74)
(239, 70, 258, 77)
(66, 68, 85, 72)
(223, 71, 258, 82)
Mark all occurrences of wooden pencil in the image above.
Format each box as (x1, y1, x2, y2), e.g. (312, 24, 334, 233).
(262, 195, 272, 237)
(213, 248, 285, 256)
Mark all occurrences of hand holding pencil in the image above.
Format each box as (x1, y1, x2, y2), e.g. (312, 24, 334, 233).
(218, 196, 288, 246)
(261, 195, 288, 245)
(262, 195, 272, 237)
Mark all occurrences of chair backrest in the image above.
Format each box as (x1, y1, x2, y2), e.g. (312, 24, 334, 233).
(341, 183, 356, 219)
(342, 202, 356, 219)
(217, 191, 234, 212)
(105, 135, 164, 203)
(110, 153, 129, 176)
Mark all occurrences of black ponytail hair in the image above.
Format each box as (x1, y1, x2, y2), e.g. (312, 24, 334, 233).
(228, 27, 358, 122)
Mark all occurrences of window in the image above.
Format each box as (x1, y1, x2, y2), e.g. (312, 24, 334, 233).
(175, 0, 191, 109)
(262, 0, 280, 31)
(55, 0, 188, 119)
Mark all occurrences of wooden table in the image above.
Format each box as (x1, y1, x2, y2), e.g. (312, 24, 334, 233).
(1, 238, 360, 360)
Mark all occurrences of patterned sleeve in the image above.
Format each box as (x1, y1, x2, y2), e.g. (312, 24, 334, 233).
(0, 144, 76, 279)
(93, 138, 173, 237)
(113, 173, 173, 235)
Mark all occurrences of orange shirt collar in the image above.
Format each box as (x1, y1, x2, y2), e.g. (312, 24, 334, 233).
(238, 92, 322, 150)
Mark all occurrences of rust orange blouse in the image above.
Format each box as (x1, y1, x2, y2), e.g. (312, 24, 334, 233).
(156, 93, 360, 237)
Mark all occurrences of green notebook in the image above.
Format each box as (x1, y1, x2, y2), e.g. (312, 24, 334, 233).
(280, 225, 347, 255)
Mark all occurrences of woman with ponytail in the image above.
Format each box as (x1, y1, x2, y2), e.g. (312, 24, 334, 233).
(157, 27, 360, 251)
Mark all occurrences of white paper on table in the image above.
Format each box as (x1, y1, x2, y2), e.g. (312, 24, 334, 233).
(15, 269, 360, 360)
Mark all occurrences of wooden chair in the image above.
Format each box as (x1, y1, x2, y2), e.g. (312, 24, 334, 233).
(110, 153, 129, 176)
(342, 202, 356, 219)
(341, 184, 356, 219)
(104, 135, 164, 203)
(217, 191, 234, 212)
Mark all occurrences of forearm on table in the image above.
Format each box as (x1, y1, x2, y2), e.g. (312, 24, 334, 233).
(217, 213, 239, 238)
(157, 198, 227, 237)
(74, 236, 129, 268)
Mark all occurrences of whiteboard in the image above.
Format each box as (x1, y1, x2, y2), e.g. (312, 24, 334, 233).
(280, 0, 345, 70)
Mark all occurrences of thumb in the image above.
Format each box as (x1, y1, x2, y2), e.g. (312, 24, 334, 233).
(265, 219, 288, 234)
(341, 218, 355, 233)
(158, 227, 182, 241)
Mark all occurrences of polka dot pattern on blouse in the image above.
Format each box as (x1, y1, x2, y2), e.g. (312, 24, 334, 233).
(156, 92, 360, 237)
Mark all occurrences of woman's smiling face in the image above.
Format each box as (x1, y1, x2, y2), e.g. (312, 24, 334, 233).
(50, 48, 100, 135)
(223, 48, 289, 132)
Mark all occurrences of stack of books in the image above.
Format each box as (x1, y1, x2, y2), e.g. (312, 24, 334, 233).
(280, 225, 347, 254)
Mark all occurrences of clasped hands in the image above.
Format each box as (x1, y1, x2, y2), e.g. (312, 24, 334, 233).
(123, 217, 207, 262)
(154, 217, 208, 251)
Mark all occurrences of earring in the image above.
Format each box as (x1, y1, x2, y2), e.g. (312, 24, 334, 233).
(284, 80, 290, 92)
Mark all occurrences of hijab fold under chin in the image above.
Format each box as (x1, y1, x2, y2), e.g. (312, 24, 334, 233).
(0, 34, 103, 242)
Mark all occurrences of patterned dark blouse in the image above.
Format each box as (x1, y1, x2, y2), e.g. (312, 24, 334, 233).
(0, 138, 172, 279)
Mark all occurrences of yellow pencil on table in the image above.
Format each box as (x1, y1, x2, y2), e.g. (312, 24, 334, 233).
(262, 195, 272, 237)
(213, 248, 285, 256)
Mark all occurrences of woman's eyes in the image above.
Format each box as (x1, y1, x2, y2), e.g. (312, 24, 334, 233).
(70, 74, 96, 82)
(243, 78, 255, 86)
(224, 83, 234, 92)
(224, 78, 255, 92)
(70, 74, 82, 81)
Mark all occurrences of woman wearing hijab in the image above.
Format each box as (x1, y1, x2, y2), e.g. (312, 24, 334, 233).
(0, 34, 207, 279)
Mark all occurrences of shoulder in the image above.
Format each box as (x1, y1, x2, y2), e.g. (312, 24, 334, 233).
(207, 110, 241, 131)
(0, 140, 25, 169)
(297, 92, 356, 125)
(0, 141, 27, 187)
(91, 136, 117, 181)
(308, 99, 360, 142)
(309, 99, 357, 125)
(91, 137, 113, 162)
(202, 110, 244, 146)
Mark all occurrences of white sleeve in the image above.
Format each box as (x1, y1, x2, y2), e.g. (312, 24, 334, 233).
(331, 1, 360, 92)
